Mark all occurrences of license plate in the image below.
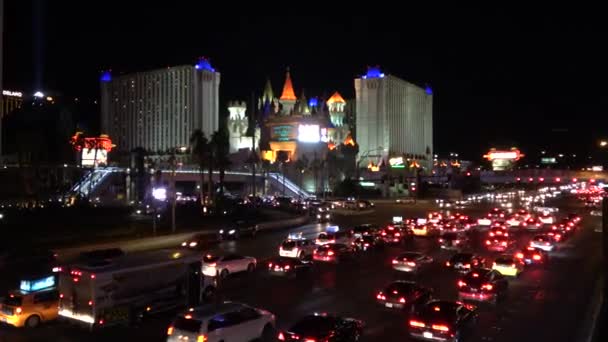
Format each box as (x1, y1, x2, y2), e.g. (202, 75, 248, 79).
(385, 303, 393, 308)
(423, 331, 433, 338)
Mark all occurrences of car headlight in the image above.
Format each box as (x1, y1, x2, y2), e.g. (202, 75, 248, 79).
(181, 242, 187, 246)
(136, 210, 142, 214)
(229, 229, 236, 235)
(189, 242, 198, 247)
(326, 214, 330, 218)
(219, 229, 224, 234)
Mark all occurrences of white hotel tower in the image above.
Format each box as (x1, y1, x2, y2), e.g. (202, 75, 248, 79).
(355, 66, 433, 170)
(100, 58, 220, 153)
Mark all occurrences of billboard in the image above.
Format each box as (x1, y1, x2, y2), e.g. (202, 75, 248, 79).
(298, 124, 320, 143)
(81, 148, 108, 167)
(272, 125, 294, 141)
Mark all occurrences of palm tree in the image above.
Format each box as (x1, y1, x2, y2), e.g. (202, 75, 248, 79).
(211, 128, 231, 198)
(189, 129, 209, 205)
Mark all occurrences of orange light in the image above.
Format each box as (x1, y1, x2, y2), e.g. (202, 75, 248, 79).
(432, 324, 450, 332)
(458, 280, 467, 287)
(167, 327, 174, 335)
(328, 251, 334, 256)
(515, 252, 524, 259)
(15, 307, 22, 314)
(482, 284, 493, 291)
(445, 261, 451, 267)
(197, 335, 207, 342)
(410, 320, 426, 328)
(533, 254, 542, 260)
(185, 314, 192, 319)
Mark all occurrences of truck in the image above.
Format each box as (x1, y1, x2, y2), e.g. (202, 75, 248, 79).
(57, 249, 217, 328)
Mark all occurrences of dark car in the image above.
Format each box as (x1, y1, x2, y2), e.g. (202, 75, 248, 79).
(376, 281, 432, 311)
(515, 246, 548, 265)
(218, 220, 259, 240)
(267, 257, 312, 278)
(278, 313, 364, 341)
(349, 224, 379, 238)
(312, 243, 355, 263)
(446, 253, 485, 273)
(352, 235, 383, 252)
(409, 300, 477, 342)
(457, 269, 508, 304)
(180, 233, 215, 249)
(380, 225, 406, 244)
(438, 233, 468, 250)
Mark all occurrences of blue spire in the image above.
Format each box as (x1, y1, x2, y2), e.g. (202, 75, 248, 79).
(308, 97, 318, 108)
(364, 66, 384, 79)
(100, 71, 112, 82)
(425, 85, 433, 95)
(195, 57, 215, 72)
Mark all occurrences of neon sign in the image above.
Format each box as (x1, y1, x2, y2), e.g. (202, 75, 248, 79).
(20, 276, 55, 292)
(2, 90, 23, 97)
(298, 124, 320, 143)
(389, 156, 405, 168)
(483, 149, 523, 161)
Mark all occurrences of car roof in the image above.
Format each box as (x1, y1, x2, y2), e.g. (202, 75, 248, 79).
(398, 252, 422, 258)
(188, 302, 247, 319)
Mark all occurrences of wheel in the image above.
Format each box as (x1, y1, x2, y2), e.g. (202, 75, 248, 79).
(25, 315, 40, 328)
(220, 269, 229, 279)
(261, 323, 276, 341)
(247, 263, 255, 273)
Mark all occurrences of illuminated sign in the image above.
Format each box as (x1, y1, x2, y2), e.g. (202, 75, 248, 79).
(320, 128, 329, 142)
(81, 149, 108, 167)
(483, 149, 523, 161)
(20, 276, 55, 292)
(152, 188, 168, 201)
(2, 90, 23, 97)
(272, 125, 293, 141)
(389, 156, 405, 168)
(298, 124, 320, 143)
(541, 157, 557, 164)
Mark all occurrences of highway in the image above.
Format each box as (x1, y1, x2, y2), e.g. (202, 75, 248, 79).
(0, 198, 602, 342)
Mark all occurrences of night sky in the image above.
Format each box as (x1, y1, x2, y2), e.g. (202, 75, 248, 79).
(3, 3, 606, 161)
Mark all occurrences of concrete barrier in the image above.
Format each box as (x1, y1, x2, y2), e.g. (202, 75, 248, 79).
(55, 215, 309, 261)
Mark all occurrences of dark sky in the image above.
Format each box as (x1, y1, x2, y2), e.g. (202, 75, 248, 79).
(3, 3, 607, 160)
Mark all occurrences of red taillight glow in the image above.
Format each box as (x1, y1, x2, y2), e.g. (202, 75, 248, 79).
(90, 274, 96, 279)
(284, 265, 291, 270)
(377, 292, 386, 300)
(445, 261, 451, 267)
(268, 263, 273, 268)
(277, 332, 285, 341)
(533, 254, 542, 260)
(485, 240, 491, 245)
(482, 284, 493, 291)
(516, 252, 524, 259)
(328, 251, 334, 256)
(432, 324, 450, 332)
(88, 300, 93, 306)
(208, 263, 217, 267)
(501, 241, 507, 246)
(59, 293, 64, 298)
(410, 320, 426, 328)
(304, 339, 316, 342)
(167, 327, 174, 335)
(464, 263, 471, 268)
(399, 297, 406, 303)
(458, 280, 467, 287)
(406, 261, 416, 267)
(395, 232, 401, 237)
(392, 259, 399, 264)
(381, 232, 387, 236)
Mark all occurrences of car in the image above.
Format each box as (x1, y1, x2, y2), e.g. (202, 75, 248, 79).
(315, 205, 333, 222)
(506, 215, 526, 227)
(428, 212, 443, 224)
(530, 234, 557, 252)
(352, 235, 383, 252)
(167, 302, 276, 342)
(376, 280, 433, 311)
(523, 217, 543, 230)
(446, 253, 485, 273)
(349, 224, 379, 238)
(546, 231, 563, 243)
(487, 208, 506, 219)
(392, 252, 433, 274)
(315, 226, 353, 246)
(437, 199, 456, 208)
(438, 233, 468, 250)
(514, 209, 530, 219)
(488, 225, 509, 238)
(409, 300, 477, 342)
(485, 235, 513, 252)
(218, 220, 259, 240)
(315, 232, 337, 246)
(202, 254, 257, 278)
(515, 247, 548, 265)
(538, 212, 555, 224)
(567, 213, 582, 224)
(492, 255, 524, 277)
(180, 234, 213, 249)
(436, 219, 465, 233)
(278, 313, 364, 341)
(477, 216, 492, 226)
(457, 269, 508, 304)
(380, 225, 406, 244)
(267, 257, 312, 278)
(312, 243, 355, 263)
(279, 234, 316, 259)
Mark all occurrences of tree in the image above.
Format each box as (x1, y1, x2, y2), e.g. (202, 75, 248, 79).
(189, 129, 209, 205)
(211, 128, 231, 198)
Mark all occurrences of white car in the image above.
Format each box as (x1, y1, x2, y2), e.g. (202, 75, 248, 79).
(538, 213, 555, 224)
(167, 302, 276, 342)
(202, 254, 257, 278)
(391, 252, 433, 273)
(506, 216, 526, 227)
(530, 235, 556, 252)
(279, 237, 316, 259)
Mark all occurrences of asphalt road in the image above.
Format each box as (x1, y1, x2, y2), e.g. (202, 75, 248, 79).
(1, 198, 602, 342)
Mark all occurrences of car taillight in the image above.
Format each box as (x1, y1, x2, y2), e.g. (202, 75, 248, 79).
(328, 251, 334, 256)
(482, 284, 493, 291)
(545, 242, 550, 246)
(485, 240, 491, 245)
(458, 280, 466, 287)
(364, 243, 370, 247)
(407, 261, 416, 267)
(167, 326, 174, 335)
(197, 335, 207, 342)
(399, 297, 406, 303)
(533, 254, 542, 260)
(268, 263, 273, 268)
(59, 293, 64, 298)
(15, 307, 22, 314)
(516, 253, 524, 259)
(377, 292, 386, 300)
(392, 259, 399, 264)
(304, 339, 316, 342)
(464, 263, 471, 268)
(432, 324, 450, 332)
(445, 261, 451, 267)
(381, 232, 387, 236)
(501, 241, 507, 246)
(278, 332, 286, 341)
(284, 265, 291, 270)
(500, 214, 504, 218)
(454, 239, 460, 244)
(410, 320, 426, 328)
(88, 300, 94, 306)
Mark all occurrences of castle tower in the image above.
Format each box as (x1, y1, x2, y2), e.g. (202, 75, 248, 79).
(327, 91, 346, 127)
(279, 68, 297, 115)
(227, 100, 250, 153)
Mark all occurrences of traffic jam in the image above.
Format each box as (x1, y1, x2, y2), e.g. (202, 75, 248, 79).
(0, 181, 599, 342)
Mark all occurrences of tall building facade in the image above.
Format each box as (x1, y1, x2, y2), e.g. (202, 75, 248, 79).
(100, 58, 220, 154)
(355, 66, 433, 170)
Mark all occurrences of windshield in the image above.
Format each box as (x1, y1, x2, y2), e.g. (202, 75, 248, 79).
(174, 316, 202, 333)
(398, 253, 421, 260)
(281, 241, 297, 249)
(1, 295, 22, 306)
(451, 253, 473, 263)
(495, 257, 513, 264)
(386, 282, 415, 294)
(203, 255, 220, 263)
